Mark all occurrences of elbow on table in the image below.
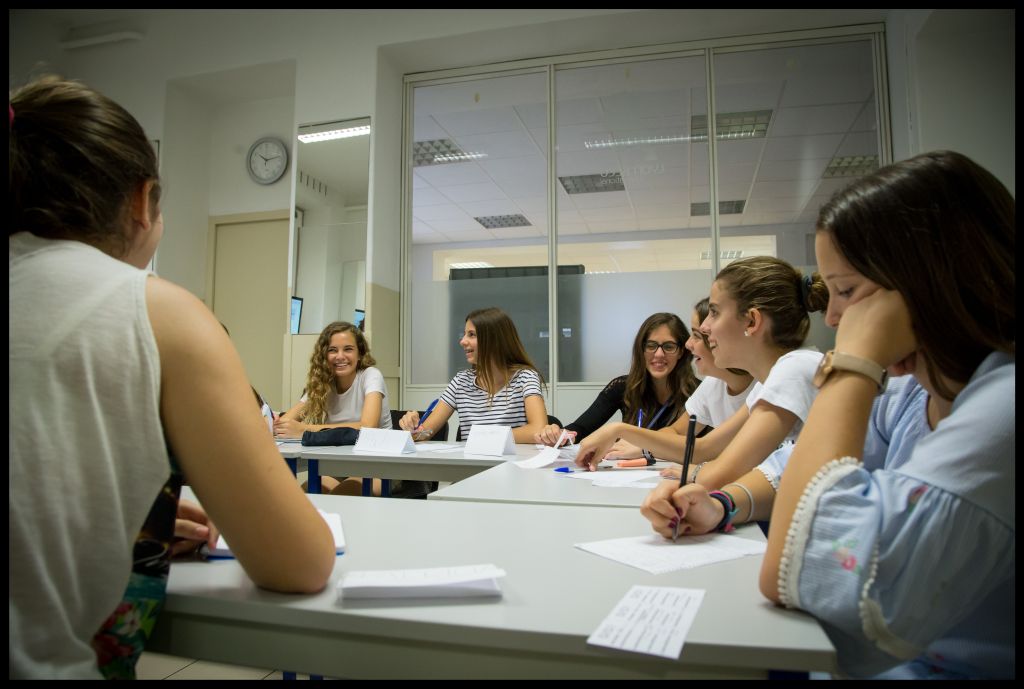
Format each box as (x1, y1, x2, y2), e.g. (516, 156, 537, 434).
(758, 557, 783, 605)
(252, 551, 335, 595)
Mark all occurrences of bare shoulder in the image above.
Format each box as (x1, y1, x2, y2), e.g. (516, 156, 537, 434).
(145, 275, 228, 362)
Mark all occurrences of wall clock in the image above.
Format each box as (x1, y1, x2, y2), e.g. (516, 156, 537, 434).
(246, 136, 288, 185)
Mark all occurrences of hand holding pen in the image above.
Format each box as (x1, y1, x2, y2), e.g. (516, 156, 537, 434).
(671, 416, 698, 542)
(411, 398, 439, 441)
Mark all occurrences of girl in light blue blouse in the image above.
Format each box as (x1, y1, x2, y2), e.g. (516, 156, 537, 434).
(642, 151, 1014, 679)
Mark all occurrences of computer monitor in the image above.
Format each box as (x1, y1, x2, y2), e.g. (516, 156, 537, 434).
(290, 297, 303, 335)
(353, 308, 365, 331)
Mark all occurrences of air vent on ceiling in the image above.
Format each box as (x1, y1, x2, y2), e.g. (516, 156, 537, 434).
(413, 139, 486, 166)
(474, 214, 532, 229)
(690, 200, 746, 216)
(558, 172, 625, 194)
(700, 250, 744, 261)
(691, 110, 772, 141)
(823, 155, 878, 178)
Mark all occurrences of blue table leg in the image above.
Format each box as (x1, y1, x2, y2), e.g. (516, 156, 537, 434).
(308, 460, 321, 494)
(285, 458, 297, 476)
(361, 477, 372, 497)
(381, 479, 391, 497)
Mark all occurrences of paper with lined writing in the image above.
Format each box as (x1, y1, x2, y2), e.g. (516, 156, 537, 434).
(588, 585, 704, 659)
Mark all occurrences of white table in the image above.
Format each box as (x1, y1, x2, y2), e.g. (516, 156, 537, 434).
(430, 459, 671, 508)
(299, 442, 543, 493)
(151, 491, 835, 678)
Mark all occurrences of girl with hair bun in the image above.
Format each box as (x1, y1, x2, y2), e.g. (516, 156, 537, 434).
(578, 255, 829, 496)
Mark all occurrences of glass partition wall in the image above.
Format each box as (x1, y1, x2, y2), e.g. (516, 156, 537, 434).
(403, 29, 888, 423)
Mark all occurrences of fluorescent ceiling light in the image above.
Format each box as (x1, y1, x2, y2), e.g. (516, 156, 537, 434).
(474, 214, 532, 229)
(559, 173, 625, 194)
(700, 249, 744, 260)
(298, 121, 371, 143)
(823, 154, 878, 178)
(691, 200, 746, 216)
(449, 261, 494, 269)
(585, 110, 772, 149)
(413, 139, 488, 166)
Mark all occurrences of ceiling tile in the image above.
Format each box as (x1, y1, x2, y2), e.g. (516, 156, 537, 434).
(437, 182, 508, 204)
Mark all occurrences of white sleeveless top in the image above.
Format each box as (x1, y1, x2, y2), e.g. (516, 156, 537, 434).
(9, 233, 170, 678)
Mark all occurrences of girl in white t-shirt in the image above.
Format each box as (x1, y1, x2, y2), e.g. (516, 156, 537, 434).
(576, 256, 828, 492)
(276, 321, 391, 494)
(399, 307, 549, 442)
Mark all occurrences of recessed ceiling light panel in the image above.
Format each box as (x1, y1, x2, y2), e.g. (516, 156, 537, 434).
(558, 173, 625, 194)
(474, 214, 532, 229)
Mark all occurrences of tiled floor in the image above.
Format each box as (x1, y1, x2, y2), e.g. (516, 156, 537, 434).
(136, 652, 296, 680)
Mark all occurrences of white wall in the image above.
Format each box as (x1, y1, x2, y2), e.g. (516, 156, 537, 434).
(885, 9, 1015, 193)
(12, 8, 1012, 411)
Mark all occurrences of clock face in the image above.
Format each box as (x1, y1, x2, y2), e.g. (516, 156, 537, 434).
(247, 137, 288, 185)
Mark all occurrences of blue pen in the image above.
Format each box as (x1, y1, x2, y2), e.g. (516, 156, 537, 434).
(554, 466, 574, 473)
(414, 398, 439, 439)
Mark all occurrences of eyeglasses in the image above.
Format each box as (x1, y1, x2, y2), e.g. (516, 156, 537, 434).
(644, 340, 681, 354)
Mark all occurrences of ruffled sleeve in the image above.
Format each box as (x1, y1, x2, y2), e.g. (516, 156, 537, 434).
(779, 459, 1014, 677)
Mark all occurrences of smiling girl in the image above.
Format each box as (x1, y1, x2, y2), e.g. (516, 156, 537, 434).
(536, 312, 698, 447)
(576, 256, 828, 492)
(602, 302, 753, 461)
(399, 306, 548, 442)
(275, 321, 391, 493)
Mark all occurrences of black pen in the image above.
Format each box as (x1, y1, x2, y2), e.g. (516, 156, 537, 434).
(671, 416, 698, 542)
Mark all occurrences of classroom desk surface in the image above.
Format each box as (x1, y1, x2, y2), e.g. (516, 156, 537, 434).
(150, 491, 835, 679)
(298, 442, 543, 484)
(430, 459, 671, 508)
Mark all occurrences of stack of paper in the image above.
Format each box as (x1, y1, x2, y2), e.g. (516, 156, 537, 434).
(206, 510, 346, 558)
(338, 564, 506, 599)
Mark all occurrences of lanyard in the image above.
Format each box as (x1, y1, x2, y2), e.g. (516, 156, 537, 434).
(639, 400, 672, 429)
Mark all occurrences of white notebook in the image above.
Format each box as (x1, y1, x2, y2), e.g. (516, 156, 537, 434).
(338, 564, 506, 599)
(205, 510, 345, 559)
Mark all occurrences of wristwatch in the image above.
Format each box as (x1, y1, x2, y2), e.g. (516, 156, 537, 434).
(813, 350, 889, 393)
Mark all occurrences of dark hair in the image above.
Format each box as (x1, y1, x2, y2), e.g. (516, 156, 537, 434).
(714, 256, 829, 350)
(817, 150, 1014, 400)
(464, 307, 542, 398)
(693, 297, 749, 377)
(10, 76, 161, 256)
(623, 312, 698, 427)
(304, 322, 376, 424)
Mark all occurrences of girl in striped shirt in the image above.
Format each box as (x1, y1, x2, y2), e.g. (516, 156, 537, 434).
(399, 307, 548, 442)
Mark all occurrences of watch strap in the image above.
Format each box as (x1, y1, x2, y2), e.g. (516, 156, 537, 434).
(830, 351, 888, 392)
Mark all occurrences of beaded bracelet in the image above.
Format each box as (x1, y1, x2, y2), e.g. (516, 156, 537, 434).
(690, 461, 707, 484)
(707, 490, 738, 533)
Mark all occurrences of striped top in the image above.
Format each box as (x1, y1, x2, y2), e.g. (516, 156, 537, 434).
(440, 368, 543, 441)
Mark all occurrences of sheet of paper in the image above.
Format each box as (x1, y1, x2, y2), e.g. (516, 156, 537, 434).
(421, 443, 460, 452)
(575, 533, 766, 575)
(338, 564, 506, 599)
(587, 586, 705, 660)
(563, 469, 661, 486)
(209, 510, 345, 558)
(515, 446, 563, 468)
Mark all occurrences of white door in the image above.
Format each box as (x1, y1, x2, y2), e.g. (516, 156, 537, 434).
(211, 215, 289, 410)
